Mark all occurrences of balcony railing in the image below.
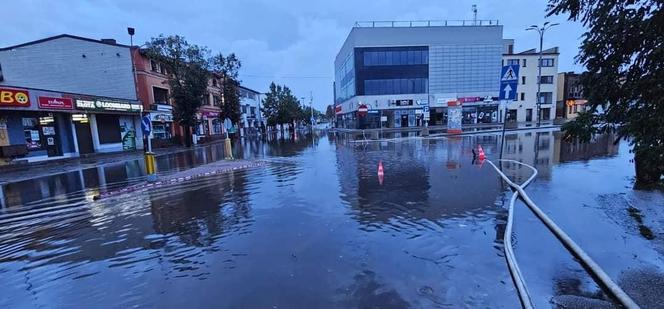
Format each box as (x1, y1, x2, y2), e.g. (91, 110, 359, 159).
(354, 20, 500, 28)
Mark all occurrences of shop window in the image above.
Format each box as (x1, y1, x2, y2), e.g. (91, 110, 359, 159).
(22, 117, 44, 151)
(96, 115, 121, 144)
(212, 119, 222, 134)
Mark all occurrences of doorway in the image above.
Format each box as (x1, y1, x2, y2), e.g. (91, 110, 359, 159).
(74, 116, 94, 154)
(400, 114, 409, 127)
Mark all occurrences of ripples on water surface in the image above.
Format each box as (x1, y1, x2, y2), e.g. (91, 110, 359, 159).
(4, 131, 659, 308)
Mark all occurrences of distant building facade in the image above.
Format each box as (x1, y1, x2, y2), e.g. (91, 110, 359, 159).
(502, 40, 559, 122)
(556, 72, 587, 119)
(239, 86, 262, 136)
(0, 35, 143, 162)
(334, 20, 503, 129)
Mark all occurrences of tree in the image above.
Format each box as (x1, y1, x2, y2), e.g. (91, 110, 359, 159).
(210, 53, 242, 125)
(547, 0, 664, 187)
(144, 35, 210, 147)
(325, 104, 335, 120)
(261, 82, 303, 127)
(300, 106, 324, 124)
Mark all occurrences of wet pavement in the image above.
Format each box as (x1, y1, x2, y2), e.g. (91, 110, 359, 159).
(0, 130, 663, 308)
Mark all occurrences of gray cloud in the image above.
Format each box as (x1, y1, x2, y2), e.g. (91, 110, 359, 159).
(1, 0, 584, 110)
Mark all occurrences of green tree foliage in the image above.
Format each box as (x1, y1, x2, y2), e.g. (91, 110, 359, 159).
(548, 0, 664, 187)
(300, 106, 324, 124)
(210, 53, 242, 125)
(144, 35, 210, 147)
(261, 82, 303, 126)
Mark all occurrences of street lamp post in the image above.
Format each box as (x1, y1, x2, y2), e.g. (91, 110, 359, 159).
(527, 22, 558, 126)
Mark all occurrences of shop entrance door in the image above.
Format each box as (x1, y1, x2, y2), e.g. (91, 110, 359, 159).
(401, 114, 409, 127)
(74, 121, 94, 154)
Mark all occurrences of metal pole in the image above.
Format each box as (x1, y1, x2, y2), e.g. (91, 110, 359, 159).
(536, 29, 543, 126)
(500, 99, 507, 160)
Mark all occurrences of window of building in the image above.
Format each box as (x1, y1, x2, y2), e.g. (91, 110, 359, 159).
(540, 76, 554, 84)
(539, 92, 553, 104)
(96, 115, 121, 144)
(153, 87, 169, 104)
(520, 92, 525, 101)
(362, 49, 428, 66)
(364, 78, 428, 95)
(242, 105, 247, 113)
(508, 44, 514, 54)
(150, 60, 159, 72)
(212, 119, 222, 134)
(250, 106, 256, 116)
(522, 76, 526, 85)
(212, 79, 217, 87)
(507, 59, 519, 66)
(539, 58, 555, 67)
(522, 59, 527, 67)
(213, 96, 222, 107)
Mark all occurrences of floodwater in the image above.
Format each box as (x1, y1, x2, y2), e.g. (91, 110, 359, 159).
(0, 129, 663, 308)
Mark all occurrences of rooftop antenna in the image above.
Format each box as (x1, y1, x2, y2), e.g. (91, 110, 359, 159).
(472, 4, 478, 25)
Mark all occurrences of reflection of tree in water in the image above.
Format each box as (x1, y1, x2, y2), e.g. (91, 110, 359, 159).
(559, 133, 619, 163)
(337, 270, 409, 309)
(150, 171, 252, 247)
(263, 132, 319, 157)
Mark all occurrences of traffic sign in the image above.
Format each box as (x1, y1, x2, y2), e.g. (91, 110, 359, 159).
(422, 106, 429, 113)
(141, 115, 152, 135)
(499, 65, 520, 101)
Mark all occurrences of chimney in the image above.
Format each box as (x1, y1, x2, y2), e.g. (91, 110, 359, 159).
(100, 39, 117, 45)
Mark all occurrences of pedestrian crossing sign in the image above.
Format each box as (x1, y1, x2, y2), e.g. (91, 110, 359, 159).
(502, 66, 518, 81)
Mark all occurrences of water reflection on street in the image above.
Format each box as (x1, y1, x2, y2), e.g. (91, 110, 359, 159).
(1, 129, 662, 308)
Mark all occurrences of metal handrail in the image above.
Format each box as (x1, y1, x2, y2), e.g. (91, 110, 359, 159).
(354, 20, 500, 28)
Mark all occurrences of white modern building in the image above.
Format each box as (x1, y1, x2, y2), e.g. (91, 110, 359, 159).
(334, 20, 504, 129)
(502, 39, 559, 122)
(239, 85, 262, 135)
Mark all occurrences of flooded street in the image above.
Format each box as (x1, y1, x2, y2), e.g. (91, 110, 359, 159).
(1, 129, 663, 308)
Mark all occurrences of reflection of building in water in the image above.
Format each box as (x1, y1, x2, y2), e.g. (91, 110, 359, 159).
(559, 133, 619, 162)
(335, 136, 503, 227)
(501, 130, 559, 182)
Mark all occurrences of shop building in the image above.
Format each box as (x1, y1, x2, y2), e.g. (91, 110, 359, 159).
(333, 20, 503, 129)
(239, 86, 262, 136)
(0, 34, 143, 161)
(195, 76, 223, 143)
(133, 49, 175, 147)
(502, 40, 559, 122)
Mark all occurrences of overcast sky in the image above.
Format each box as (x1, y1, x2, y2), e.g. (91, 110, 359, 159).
(2, 0, 585, 110)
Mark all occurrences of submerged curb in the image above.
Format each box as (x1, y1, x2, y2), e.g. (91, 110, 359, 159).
(93, 161, 266, 200)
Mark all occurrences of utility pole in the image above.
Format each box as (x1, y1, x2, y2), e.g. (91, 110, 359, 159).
(527, 22, 558, 126)
(472, 5, 478, 25)
(310, 91, 314, 128)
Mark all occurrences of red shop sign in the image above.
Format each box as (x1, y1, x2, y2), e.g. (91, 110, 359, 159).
(38, 96, 74, 109)
(0, 87, 30, 107)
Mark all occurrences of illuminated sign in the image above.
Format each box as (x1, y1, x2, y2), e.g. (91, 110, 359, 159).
(75, 98, 142, 113)
(38, 96, 73, 109)
(0, 88, 30, 107)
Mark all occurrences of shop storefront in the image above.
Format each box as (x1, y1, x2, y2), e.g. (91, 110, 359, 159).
(73, 96, 143, 153)
(195, 110, 222, 143)
(0, 87, 79, 161)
